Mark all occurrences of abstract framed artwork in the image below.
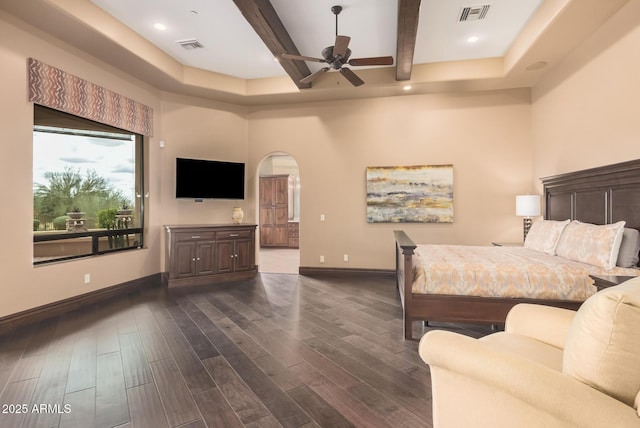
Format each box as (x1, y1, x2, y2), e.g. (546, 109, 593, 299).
(366, 164, 454, 223)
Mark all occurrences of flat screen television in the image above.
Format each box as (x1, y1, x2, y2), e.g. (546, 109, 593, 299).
(175, 157, 245, 199)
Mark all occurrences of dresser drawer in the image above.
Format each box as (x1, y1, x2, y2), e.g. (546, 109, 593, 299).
(175, 231, 216, 242)
(217, 230, 251, 240)
(288, 222, 299, 238)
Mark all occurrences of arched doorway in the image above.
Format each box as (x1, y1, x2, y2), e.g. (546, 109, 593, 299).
(257, 153, 300, 274)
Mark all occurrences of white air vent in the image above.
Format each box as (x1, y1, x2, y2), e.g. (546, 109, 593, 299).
(459, 5, 490, 22)
(176, 39, 204, 50)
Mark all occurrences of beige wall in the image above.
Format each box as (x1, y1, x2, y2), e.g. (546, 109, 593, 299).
(0, 15, 252, 317)
(11, 0, 638, 316)
(0, 14, 163, 317)
(158, 93, 250, 230)
(248, 90, 533, 270)
(531, 0, 640, 185)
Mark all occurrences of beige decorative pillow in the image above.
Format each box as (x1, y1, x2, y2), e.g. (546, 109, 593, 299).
(556, 220, 625, 269)
(524, 219, 570, 255)
(563, 277, 640, 407)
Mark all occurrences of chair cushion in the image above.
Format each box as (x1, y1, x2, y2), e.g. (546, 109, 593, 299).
(563, 277, 640, 407)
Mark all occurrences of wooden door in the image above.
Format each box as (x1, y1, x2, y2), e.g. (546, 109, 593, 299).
(259, 176, 275, 205)
(174, 242, 196, 279)
(216, 240, 234, 273)
(273, 176, 289, 245)
(259, 206, 275, 246)
(260, 177, 275, 246)
(260, 175, 290, 247)
(233, 239, 252, 271)
(195, 241, 216, 276)
(273, 207, 288, 245)
(274, 176, 288, 205)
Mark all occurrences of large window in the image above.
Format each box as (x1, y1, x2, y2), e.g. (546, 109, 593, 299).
(33, 105, 144, 264)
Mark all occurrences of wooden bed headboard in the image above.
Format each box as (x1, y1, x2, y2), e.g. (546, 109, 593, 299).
(542, 159, 640, 230)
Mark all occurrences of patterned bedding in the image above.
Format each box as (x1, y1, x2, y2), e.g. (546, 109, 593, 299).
(412, 245, 639, 300)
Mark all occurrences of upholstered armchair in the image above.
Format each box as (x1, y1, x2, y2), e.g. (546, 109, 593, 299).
(419, 277, 640, 428)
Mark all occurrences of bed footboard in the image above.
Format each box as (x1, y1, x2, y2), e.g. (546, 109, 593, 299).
(394, 230, 417, 340)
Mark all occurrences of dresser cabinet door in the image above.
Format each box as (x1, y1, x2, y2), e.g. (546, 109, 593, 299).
(216, 240, 234, 273)
(174, 242, 196, 278)
(195, 241, 216, 276)
(234, 239, 252, 271)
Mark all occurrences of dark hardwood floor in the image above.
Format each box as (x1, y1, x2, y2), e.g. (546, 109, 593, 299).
(0, 273, 492, 428)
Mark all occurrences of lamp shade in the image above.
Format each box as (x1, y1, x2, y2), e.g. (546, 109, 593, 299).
(516, 195, 541, 217)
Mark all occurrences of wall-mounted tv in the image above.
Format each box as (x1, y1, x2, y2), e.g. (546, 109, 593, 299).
(176, 157, 245, 200)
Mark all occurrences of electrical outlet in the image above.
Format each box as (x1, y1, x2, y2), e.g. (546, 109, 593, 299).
(320, 214, 325, 222)
(343, 254, 349, 262)
(84, 274, 91, 284)
(320, 255, 325, 263)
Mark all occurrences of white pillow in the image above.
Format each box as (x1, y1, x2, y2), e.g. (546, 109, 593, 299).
(556, 221, 625, 270)
(524, 219, 570, 255)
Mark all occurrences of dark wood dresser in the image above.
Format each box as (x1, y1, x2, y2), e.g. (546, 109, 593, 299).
(164, 224, 257, 288)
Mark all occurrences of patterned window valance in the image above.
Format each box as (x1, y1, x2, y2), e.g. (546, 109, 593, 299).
(28, 58, 153, 136)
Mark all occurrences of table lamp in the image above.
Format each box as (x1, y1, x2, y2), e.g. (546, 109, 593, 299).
(516, 195, 541, 241)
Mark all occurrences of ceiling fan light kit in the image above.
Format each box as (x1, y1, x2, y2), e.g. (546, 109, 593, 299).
(281, 5, 394, 88)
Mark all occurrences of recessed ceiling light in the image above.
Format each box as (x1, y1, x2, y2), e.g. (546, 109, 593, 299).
(403, 85, 412, 91)
(153, 23, 167, 31)
(467, 35, 480, 43)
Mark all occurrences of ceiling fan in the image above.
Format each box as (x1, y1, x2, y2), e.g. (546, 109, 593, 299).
(281, 5, 394, 87)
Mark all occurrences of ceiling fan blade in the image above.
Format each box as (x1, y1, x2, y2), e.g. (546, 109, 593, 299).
(348, 56, 394, 66)
(300, 67, 329, 84)
(281, 53, 326, 63)
(339, 68, 364, 87)
(333, 35, 351, 58)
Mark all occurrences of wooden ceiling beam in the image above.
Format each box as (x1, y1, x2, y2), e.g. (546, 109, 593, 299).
(396, 0, 421, 81)
(232, 0, 312, 89)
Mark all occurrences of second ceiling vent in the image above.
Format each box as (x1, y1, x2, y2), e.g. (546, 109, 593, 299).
(459, 5, 491, 22)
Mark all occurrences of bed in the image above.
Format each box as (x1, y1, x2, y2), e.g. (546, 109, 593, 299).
(395, 159, 640, 340)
